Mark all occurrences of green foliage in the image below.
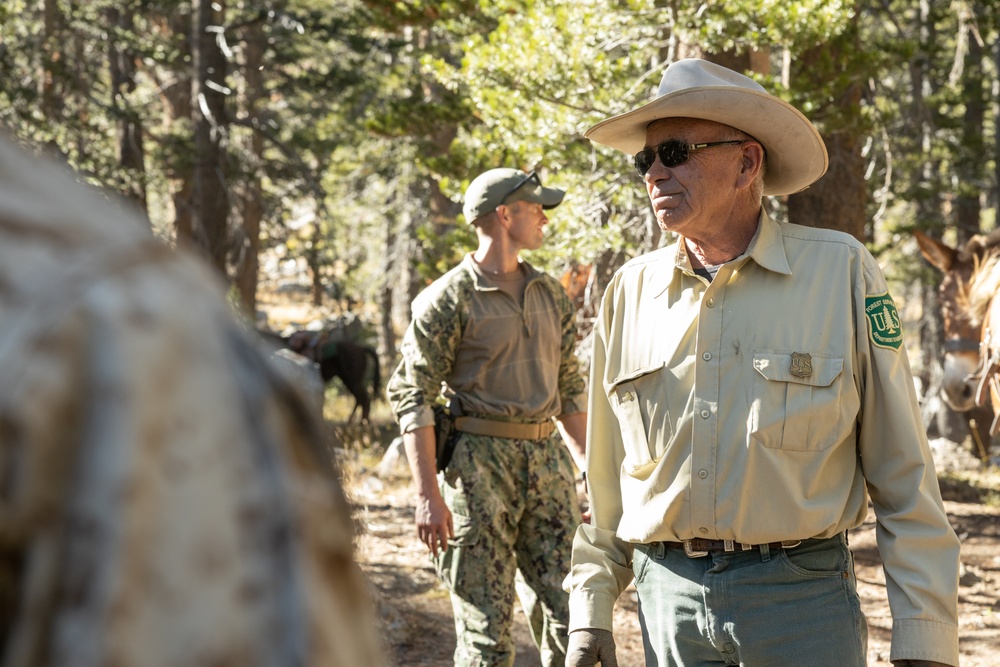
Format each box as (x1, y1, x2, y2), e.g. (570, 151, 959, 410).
(426, 0, 671, 267)
(415, 220, 476, 283)
(3, 0, 999, 342)
(692, 0, 854, 50)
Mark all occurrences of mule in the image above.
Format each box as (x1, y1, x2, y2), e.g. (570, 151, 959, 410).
(915, 230, 999, 460)
(274, 329, 381, 423)
(960, 251, 1000, 435)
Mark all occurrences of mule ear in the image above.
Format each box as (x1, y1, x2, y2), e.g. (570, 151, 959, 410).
(962, 234, 988, 262)
(914, 230, 956, 273)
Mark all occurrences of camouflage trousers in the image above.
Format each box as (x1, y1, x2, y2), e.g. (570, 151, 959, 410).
(433, 431, 578, 667)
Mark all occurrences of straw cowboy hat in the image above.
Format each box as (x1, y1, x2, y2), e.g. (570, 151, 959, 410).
(584, 58, 828, 195)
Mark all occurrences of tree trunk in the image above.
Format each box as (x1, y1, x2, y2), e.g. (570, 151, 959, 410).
(787, 129, 866, 240)
(384, 26, 458, 354)
(378, 214, 396, 368)
(309, 222, 324, 308)
(106, 5, 148, 215)
(40, 0, 60, 119)
(912, 0, 969, 442)
(709, 49, 771, 79)
(191, 0, 230, 276)
(786, 15, 867, 241)
(156, 10, 195, 247)
(391, 203, 422, 329)
(234, 19, 266, 316)
(995, 38, 1000, 213)
(954, 5, 985, 239)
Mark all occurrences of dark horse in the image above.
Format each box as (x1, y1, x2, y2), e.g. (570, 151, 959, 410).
(266, 328, 381, 423)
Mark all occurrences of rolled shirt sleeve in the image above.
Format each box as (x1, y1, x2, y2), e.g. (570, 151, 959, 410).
(386, 279, 463, 433)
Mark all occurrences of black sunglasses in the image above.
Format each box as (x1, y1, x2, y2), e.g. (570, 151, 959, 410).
(633, 139, 745, 176)
(499, 171, 542, 204)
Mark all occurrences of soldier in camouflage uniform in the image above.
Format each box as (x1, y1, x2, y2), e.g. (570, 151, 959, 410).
(0, 135, 383, 667)
(387, 168, 588, 667)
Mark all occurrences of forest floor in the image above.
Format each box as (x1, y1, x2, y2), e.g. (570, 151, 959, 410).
(334, 422, 1000, 667)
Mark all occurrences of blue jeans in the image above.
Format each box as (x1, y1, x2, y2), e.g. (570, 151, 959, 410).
(632, 534, 867, 667)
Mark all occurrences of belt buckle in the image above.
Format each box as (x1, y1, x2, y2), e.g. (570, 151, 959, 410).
(682, 540, 709, 558)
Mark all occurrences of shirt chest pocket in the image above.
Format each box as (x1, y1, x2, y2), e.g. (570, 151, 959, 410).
(605, 363, 675, 480)
(750, 352, 859, 452)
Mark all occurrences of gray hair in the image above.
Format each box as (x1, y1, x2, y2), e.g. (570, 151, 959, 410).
(723, 129, 766, 202)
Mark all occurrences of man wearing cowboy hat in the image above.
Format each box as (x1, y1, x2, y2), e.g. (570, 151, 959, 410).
(564, 59, 959, 667)
(387, 167, 589, 666)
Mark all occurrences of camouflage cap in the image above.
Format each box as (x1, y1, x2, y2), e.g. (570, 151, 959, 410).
(462, 168, 565, 222)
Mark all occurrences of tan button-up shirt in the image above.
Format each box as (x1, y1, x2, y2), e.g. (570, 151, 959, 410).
(566, 211, 960, 665)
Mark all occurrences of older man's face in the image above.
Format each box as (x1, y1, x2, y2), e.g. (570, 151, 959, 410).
(642, 117, 747, 243)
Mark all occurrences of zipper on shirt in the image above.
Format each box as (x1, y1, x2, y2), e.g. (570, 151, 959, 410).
(521, 278, 546, 338)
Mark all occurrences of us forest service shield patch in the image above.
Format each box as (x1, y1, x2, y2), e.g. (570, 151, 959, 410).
(865, 292, 903, 350)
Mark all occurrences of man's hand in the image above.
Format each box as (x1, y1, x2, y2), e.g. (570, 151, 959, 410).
(892, 661, 954, 667)
(414, 492, 453, 557)
(403, 426, 454, 556)
(566, 628, 617, 666)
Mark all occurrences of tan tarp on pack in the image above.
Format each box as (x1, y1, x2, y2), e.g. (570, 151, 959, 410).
(0, 136, 383, 667)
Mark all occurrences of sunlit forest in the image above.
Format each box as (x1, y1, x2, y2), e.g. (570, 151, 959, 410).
(5, 4, 1000, 662)
(2, 0, 998, 438)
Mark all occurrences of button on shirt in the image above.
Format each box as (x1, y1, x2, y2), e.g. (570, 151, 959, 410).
(565, 212, 960, 665)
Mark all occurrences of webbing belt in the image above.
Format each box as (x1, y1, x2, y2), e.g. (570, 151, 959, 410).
(667, 538, 803, 558)
(454, 416, 555, 441)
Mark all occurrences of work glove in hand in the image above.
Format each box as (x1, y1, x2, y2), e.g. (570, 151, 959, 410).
(565, 628, 617, 667)
(892, 661, 954, 667)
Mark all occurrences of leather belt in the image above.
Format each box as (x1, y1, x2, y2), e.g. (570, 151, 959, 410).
(665, 538, 803, 558)
(454, 416, 555, 441)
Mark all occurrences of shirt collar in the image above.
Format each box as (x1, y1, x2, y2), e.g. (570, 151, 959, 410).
(461, 253, 542, 290)
(744, 209, 792, 276)
(614, 209, 795, 300)
(665, 208, 792, 281)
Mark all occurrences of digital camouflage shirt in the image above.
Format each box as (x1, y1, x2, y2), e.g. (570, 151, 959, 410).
(387, 254, 586, 433)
